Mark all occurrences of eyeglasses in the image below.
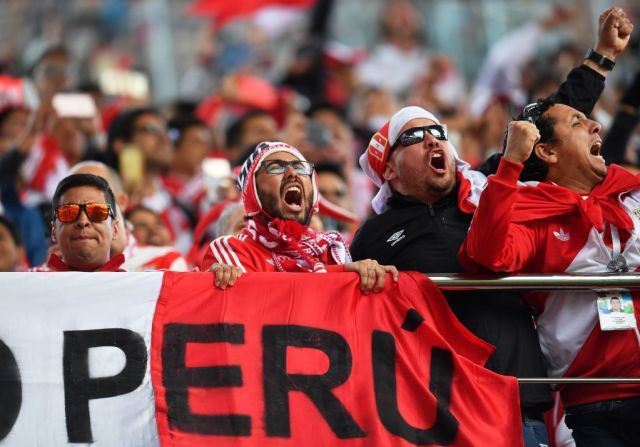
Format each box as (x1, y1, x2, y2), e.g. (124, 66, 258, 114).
(260, 160, 314, 176)
(55, 203, 114, 223)
(522, 102, 541, 124)
(392, 124, 448, 150)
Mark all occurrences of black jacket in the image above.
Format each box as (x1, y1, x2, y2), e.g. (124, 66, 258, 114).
(350, 189, 552, 409)
(350, 64, 606, 412)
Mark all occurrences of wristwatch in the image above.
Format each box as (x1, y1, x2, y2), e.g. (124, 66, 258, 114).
(584, 48, 615, 71)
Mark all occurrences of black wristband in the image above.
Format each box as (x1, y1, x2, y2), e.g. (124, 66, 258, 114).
(585, 48, 615, 71)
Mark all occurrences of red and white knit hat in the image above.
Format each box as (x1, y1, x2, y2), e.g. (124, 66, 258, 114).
(237, 141, 319, 219)
(359, 105, 487, 214)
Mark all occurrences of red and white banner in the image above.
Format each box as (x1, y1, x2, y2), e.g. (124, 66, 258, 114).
(0, 272, 523, 446)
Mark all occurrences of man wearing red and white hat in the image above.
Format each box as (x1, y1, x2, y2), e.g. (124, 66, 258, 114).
(200, 141, 398, 293)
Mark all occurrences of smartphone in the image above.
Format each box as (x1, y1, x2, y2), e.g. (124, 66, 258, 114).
(202, 158, 232, 203)
(119, 145, 144, 191)
(52, 93, 97, 118)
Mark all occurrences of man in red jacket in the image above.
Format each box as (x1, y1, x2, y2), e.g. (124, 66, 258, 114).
(200, 141, 397, 293)
(460, 95, 640, 446)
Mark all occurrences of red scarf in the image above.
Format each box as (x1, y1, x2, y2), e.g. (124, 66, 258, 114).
(512, 165, 640, 232)
(243, 218, 351, 272)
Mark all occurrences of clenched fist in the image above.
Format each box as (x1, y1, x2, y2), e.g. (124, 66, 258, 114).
(503, 121, 540, 164)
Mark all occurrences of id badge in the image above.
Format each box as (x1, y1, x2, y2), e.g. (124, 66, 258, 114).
(596, 291, 637, 331)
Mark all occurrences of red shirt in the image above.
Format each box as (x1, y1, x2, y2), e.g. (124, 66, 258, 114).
(32, 253, 127, 272)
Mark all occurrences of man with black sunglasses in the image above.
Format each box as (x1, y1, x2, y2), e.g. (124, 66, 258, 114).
(37, 173, 124, 272)
(199, 141, 398, 293)
(351, 7, 632, 446)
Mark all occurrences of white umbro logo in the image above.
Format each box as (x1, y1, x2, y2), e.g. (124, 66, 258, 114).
(553, 228, 570, 242)
(386, 230, 406, 246)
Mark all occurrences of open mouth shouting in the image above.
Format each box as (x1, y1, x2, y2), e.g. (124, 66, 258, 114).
(589, 139, 603, 160)
(428, 149, 448, 174)
(281, 182, 305, 214)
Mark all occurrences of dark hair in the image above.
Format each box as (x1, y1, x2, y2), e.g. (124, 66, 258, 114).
(503, 97, 558, 182)
(124, 205, 158, 221)
(0, 215, 23, 246)
(106, 107, 159, 153)
(306, 102, 347, 121)
(314, 162, 347, 182)
(225, 109, 271, 149)
(52, 174, 117, 219)
(167, 115, 207, 147)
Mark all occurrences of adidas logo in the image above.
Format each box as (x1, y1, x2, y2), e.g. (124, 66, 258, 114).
(386, 230, 406, 246)
(553, 228, 570, 242)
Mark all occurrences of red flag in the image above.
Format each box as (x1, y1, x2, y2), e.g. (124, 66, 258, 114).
(186, 0, 315, 26)
(152, 271, 523, 446)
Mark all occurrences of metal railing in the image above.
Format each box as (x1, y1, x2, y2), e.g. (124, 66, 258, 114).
(429, 273, 640, 384)
(430, 273, 640, 291)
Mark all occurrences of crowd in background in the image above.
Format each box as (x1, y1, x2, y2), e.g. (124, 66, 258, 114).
(0, 0, 639, 273)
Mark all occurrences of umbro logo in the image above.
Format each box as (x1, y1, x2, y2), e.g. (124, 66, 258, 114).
(553, 228, 570, 242)
(386, 230, 406, 246)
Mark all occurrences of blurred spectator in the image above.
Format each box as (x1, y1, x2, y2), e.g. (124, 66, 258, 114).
(224, 109, 279, 164)
(30, 44, 73, 102)
(602, 70, 640, 171)
(315, 162, 356, 236)
(0, 214, 26, 272)
(355, 0, 428, 98)
(0, 108, 48, 266)
(470, 5, 573, 117)
(125, 205, 173, 247)
(305, 103, 374, 220)
(70, 160, 188, 271)
(211, 201, 246, 238)
(107, 106, 193, 253)
(164, 115, 212, 218)
(0, 105, 30, 155)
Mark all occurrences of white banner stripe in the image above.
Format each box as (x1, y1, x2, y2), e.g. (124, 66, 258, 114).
(0, 272, 164, 447)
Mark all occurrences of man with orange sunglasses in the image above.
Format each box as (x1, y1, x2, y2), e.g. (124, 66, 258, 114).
(41, 173, 124, 272)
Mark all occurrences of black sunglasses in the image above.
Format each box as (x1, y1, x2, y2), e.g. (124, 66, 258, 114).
(392, 124, 448, 150)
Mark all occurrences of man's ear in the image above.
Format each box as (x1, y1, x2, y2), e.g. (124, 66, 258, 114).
(383, 160, 397, 182)
(534, 143, 558, 165)
(112, 218, 119, 242)
(50, 222, 57, 243)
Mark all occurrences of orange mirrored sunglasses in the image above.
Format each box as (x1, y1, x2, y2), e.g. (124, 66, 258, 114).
(55, 203, 113, 223)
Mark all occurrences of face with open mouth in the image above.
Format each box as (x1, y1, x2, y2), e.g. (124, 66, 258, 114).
(386, 118, 457, 204)
(541, 104, 606, 192)
(256, 151, 315, 225)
